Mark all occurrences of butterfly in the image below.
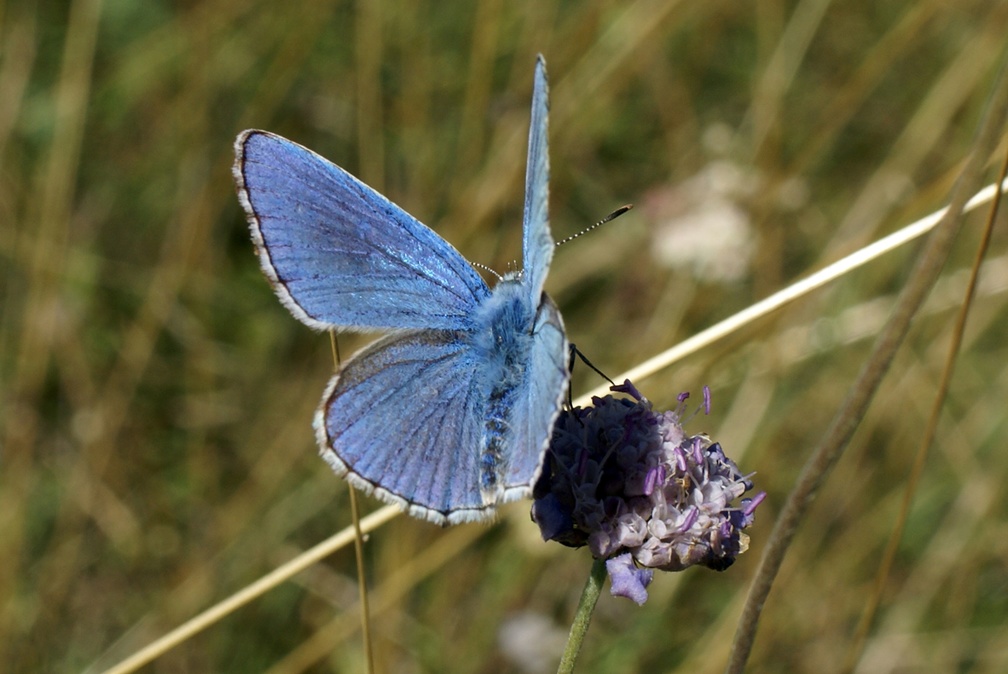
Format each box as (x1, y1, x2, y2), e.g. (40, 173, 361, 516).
(233, 56, 569, 525)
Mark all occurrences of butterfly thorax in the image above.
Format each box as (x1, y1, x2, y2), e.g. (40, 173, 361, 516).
(471, 279, 537, 504)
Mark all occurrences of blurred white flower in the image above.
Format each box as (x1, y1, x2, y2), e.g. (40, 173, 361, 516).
(498, 611, 568, 674)
(644, 161, 757, 283)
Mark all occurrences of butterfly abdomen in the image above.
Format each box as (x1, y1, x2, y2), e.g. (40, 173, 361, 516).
(472, 281, 537, 504)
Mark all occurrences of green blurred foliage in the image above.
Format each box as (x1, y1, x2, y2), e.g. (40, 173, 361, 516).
(2, 0, 1007, 672)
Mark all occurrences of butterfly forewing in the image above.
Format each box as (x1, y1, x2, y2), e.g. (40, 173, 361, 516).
(521, 56, 553, 301)
(235, 130, 490, 332)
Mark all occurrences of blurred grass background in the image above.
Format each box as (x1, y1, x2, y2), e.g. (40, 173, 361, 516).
(3, 0, 1008, 672)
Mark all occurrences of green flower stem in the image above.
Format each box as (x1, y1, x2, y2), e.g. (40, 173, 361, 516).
(557, 558, 607, 674)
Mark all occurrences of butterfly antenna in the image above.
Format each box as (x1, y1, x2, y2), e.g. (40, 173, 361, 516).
(555, 204, 633, 247)
(472, 261, 503, 281)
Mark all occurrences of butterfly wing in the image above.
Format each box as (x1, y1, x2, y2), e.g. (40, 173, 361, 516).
(500, 294, 568, 498)
(314, 57, 569, 520)
(235, 130, 489, 332)
(498, 55, 570, 500)
(521, 55, 553, 300)
(315, 329, 491, 525)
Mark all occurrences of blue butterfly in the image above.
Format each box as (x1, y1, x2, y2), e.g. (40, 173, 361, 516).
(233, 56, 568, 525)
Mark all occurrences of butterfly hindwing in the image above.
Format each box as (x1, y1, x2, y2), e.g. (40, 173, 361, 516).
(501, 294, 568, 494)
(315, 329, 491, 524)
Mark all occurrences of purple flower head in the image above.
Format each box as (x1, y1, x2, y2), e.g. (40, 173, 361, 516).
(532, 380, 765, 603)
